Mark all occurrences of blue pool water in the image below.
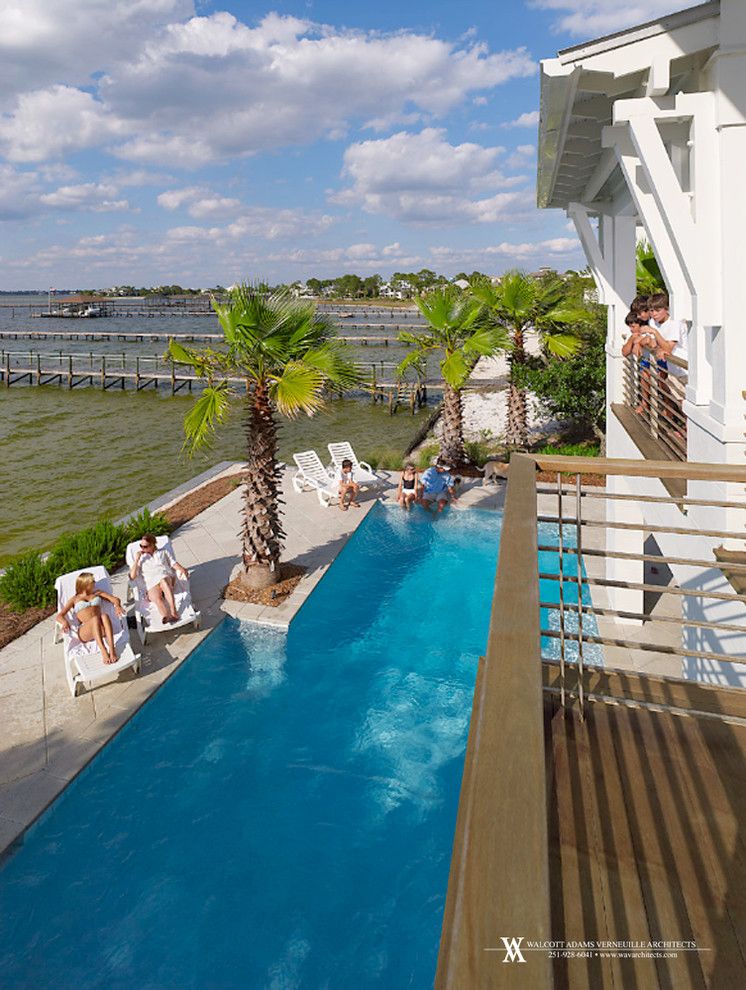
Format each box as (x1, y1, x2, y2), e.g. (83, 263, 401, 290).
(0, 504, 596, 989)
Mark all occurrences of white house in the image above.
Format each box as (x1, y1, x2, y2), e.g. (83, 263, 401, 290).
(538, 0, 746, 686)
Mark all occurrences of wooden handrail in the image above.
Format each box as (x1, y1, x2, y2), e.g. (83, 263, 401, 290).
(530, 454, 746, 484)
(436, 453, 551, 989)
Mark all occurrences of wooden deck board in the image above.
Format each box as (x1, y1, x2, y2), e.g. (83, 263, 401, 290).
(547, 701, 615, 989)
(546, 698, 746, 989)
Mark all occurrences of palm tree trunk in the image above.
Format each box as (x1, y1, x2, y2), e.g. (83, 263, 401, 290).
(239, 380, 285, 588)
(440, 383, 467, 465)
(506, 328, 529, 448)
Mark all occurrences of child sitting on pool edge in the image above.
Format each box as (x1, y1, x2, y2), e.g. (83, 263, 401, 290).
(336, 458, 361, 511)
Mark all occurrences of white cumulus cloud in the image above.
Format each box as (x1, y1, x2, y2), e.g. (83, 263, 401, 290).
(0, 86, 120, 163)
(0, 10, 535, 167)
(503, 110, 540, 128)
(332, 128, 531, 224)
(39, 182, 131, 212)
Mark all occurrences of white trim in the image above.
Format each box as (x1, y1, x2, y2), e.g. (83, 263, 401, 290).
(605, 126, 692, 319)
(567, 204, 612, 303)
(557, 2, 719, 65)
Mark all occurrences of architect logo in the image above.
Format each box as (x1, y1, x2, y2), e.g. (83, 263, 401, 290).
(501, 937, 526, 963)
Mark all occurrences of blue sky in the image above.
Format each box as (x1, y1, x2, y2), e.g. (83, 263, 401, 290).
(0, 0, 698, 289)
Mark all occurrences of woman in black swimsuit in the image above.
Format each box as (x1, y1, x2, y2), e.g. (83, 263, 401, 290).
(396, 462, 420, 512)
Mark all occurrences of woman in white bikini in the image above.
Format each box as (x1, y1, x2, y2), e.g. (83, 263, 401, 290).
(56, 571, 124, 664)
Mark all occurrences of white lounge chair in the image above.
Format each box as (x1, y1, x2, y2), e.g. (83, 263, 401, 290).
(327, 441, 381, 488)
(125, 536, 201, 645)
(292, 450, 339, 507)
(54, 566, 141, 697)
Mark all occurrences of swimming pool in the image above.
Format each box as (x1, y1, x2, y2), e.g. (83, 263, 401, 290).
(0, 504, 597, 989)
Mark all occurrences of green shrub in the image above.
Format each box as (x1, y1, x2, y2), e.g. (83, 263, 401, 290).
(414, 442, 440, 470)
(47, 520, 128, 576)
(121, 508, 171, 544)
(0, 509, 173, 614)
(464, 438, 501, 467)
(534, 441, 600, 458)
(364, 447, 406, 471)
(0, 552, 56, 611)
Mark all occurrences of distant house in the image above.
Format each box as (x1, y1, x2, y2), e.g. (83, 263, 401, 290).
(380, 280, 415, 299)
(290, 282, 316, 299)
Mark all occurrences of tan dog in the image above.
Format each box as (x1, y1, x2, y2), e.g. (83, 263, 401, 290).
(482, 460, 507, 484)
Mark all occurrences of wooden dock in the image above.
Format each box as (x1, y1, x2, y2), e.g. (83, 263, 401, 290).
(0, 329, 417, 346)
(0, 349, 438, 412)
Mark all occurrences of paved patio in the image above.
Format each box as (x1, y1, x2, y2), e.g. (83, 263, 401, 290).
(0, 465, 504, 858)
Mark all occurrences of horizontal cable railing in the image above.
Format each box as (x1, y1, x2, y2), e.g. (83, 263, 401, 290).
(622, 350, 688, 461)
(437, 454, 746, 987)
(533, 455, 746, 719)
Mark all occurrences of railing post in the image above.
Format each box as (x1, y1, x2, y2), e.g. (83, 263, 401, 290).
(649, 358, 660, 440)
(557, 472, 566, 708)
(575, 473, 585, 720)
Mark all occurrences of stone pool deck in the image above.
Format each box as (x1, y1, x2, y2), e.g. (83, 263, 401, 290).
(0, 466, 504, 857)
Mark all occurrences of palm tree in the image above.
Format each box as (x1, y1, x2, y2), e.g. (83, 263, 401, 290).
(472, 272, 587, 449)
(397, 286, 509, 466)
(169, 285, 360, 590)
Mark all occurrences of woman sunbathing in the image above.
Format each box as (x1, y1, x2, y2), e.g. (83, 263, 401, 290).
(129, 533, 189, 624)
(56, 572, 124, 664)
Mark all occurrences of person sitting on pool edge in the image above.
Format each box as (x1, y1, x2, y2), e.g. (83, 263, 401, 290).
(396, 461, 420, 512)
(420, 458, 458, 514)
(129, 533, 189, 624)
(335, 458, 361, 511)
(56, 572, 125, 665)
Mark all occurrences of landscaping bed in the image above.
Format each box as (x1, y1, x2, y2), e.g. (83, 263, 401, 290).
(223, 562, 307, 608)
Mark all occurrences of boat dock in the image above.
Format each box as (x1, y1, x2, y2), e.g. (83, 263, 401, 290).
(0, 349, 436, 412)
(0, 329, 416, 345)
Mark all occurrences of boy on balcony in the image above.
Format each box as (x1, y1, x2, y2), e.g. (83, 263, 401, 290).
(621, 311, 656, 414)
(648, 292, 689, 379)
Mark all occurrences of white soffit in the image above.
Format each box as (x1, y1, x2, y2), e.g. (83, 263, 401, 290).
(537, 1, 720, 210)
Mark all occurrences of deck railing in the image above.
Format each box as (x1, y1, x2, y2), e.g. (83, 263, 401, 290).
(436, 453, 746, 989)
(622, 350, 688, 460)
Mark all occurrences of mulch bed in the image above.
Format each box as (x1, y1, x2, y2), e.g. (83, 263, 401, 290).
(162, 474, 242, 528)
(223, 563, 308, 608)
(0, 472, 246, 653)
(0, 604, 56, 653)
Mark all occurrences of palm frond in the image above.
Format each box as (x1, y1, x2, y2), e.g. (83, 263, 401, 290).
(543, 306, 593, 326)
(545, 333, 582, 358)
(441, 349, 470, 389)
(302, 343, 362, 390)
(397, 349, 426, 379)
(462, 326, 511, 358)
(271, 362, 325, 418)
(182, 384, 232, 455)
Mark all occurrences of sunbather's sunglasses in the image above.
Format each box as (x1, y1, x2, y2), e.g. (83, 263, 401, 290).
(139, 542, 152, 550)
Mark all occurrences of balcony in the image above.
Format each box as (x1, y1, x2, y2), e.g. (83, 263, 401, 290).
(436, 454, 746, 989)
(615, 351, 689, 464)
